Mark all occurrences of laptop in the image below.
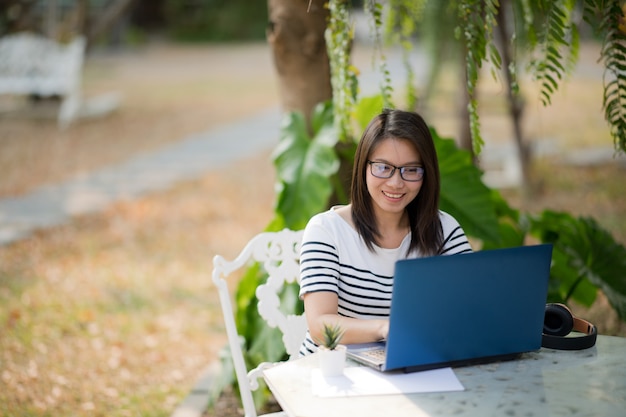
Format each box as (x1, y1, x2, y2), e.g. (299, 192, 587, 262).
(346, 244, 553, 372)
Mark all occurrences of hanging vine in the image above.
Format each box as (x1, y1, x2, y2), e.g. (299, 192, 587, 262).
(456, 0, 501, 156)
(325, 0, 357, 142)
(531, 0, 578, 106)
(364, 0, 394, 108)
(386, 0, 426, 110)
(587, 0, 626, 154)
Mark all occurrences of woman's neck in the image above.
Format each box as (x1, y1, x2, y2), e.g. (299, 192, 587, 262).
(375, 211, 410, 249)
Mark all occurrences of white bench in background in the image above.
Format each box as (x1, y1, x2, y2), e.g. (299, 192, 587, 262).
(0, 32, 86, 128)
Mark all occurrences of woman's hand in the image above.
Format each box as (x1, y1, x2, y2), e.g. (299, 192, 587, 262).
(303, 291, 389, 345)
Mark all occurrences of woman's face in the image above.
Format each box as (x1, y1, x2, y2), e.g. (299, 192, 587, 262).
(366, 137, 423, 219)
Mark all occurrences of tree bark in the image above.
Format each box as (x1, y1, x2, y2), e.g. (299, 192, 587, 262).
(458, 43, 475, 160)
(87, 0, 138, 48)
(495, 0, 530, 191)
(266, 0, 332, 130)
(74, 0, 89, 37)
(45, 0, 58, 38)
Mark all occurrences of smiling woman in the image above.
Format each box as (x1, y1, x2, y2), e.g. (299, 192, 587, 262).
(298, 109, 473, 357)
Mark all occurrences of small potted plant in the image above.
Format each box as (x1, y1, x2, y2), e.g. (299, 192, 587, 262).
(316, 322, 346, 377)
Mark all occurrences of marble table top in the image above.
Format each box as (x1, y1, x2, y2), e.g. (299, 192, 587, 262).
(263, 335, 626, 417)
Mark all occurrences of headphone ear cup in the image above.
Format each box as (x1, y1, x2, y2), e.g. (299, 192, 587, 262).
(544, 303, 574, 336)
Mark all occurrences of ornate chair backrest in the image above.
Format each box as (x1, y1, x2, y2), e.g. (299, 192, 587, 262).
(212, 229, 305, 417)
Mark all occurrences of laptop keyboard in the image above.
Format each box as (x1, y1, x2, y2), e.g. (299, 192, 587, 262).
(362, 348, 386, 361)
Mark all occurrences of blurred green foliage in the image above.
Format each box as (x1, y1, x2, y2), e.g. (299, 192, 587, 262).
(163, 0, 268, 42)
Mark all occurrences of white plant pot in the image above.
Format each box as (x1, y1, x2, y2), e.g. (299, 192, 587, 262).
(318, 344, 346, 377)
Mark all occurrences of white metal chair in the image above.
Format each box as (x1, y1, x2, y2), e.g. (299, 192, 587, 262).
(212, 229, 306, 417)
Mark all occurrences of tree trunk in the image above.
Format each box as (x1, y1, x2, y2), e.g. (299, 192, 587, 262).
(458, 43, 475, 159)
(45, 0, 58, 39)
(266, 0, 332, 130)
(495, 0, 530, 191)
(74, 0, 89, 37)
(87, 0, 138, 48)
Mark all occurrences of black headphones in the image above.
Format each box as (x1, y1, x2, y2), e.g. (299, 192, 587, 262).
(542, 303, 597, 350)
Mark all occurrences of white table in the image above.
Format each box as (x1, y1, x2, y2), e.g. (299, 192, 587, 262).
(263, 335, 626, 417)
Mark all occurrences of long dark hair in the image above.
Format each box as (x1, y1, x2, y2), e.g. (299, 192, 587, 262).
(350, 109, 443, 256)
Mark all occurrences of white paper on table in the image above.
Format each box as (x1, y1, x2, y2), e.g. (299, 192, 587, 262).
(311, 366, 465, 398)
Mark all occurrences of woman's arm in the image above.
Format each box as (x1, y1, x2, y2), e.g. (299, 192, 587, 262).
(303, 291, 388, 345)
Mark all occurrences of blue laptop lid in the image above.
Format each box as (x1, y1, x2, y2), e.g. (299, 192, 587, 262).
(384, 244, 553, 371)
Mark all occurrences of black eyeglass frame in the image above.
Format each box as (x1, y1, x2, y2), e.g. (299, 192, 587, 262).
(367, 160, 425, 182)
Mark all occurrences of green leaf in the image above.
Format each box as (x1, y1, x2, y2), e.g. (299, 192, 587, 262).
(434, 130, 500, 244)
(481, 191, 526, 250)
(547, 245, 598, 306)
(271, 104, 340, 230)
(234, 263, 263, 339)
(530, 211, 626, 320)
(354, 95, 385, 134)
(488, 44, 502, 69)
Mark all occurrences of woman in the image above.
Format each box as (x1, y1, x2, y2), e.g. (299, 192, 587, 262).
(298, 109, 472, 355)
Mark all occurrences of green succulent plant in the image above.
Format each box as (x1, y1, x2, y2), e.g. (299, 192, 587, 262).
(316, 322, 345, 350)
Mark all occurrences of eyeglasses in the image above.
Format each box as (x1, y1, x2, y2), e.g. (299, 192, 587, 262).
(367, 161, 424, 182)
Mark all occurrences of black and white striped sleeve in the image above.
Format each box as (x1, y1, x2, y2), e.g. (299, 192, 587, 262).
(440, 211, 473, 255)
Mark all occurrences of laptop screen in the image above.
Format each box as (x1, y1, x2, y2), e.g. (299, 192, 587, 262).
(382, 244, 553, 371)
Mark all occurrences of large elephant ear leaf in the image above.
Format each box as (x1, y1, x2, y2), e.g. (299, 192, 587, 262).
(272, 106, 340, 230)
(434, 130, 500, 244)
(530, 210, 626, 321)
(353, 94, 385, 133)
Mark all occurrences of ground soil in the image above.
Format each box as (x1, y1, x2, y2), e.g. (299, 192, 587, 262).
(1, 40, 624, 417)
(0, 41, 280, 417)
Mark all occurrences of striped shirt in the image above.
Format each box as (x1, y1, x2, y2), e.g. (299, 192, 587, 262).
(298, 208, 472, 355)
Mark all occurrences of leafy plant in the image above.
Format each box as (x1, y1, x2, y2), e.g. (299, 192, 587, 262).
(326, 0, 358, 142)
(456, 0, 501, 155)
(458, 0, 626, 155)
(528, 210, 626, 318)
(316, 323, 345, 350)
(268, 102, 341, 231)
(593, 0, 626, 153)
